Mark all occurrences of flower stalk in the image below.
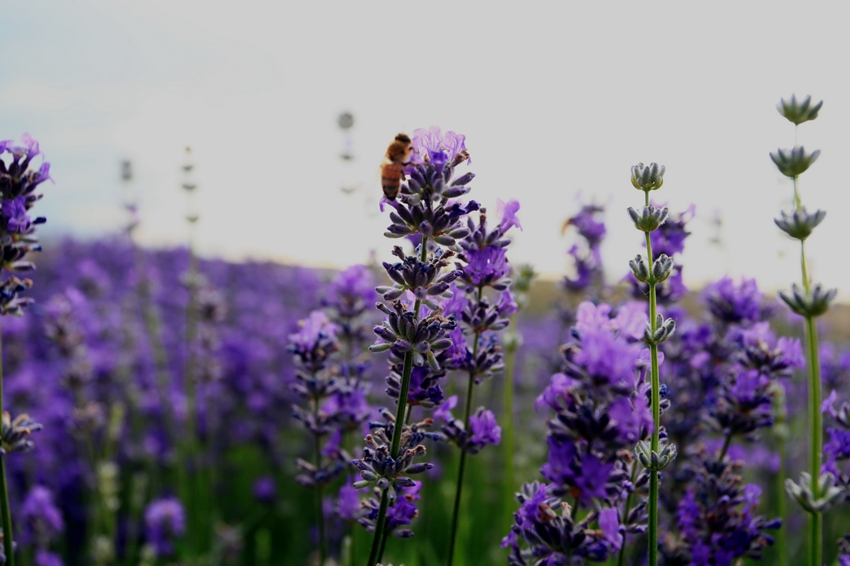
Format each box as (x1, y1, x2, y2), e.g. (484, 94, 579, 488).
(367, 240, 426, 566)
(772, 97, 836, 566)
(628, 162, 677, 566)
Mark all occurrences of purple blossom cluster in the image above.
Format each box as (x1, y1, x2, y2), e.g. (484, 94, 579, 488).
(504, 301, 652, 563)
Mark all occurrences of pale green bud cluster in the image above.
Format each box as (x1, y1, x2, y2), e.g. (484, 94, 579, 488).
(774, 207, 826, 241)
(630, 162, 665, 192)
(785, 472, 844, 513)
(777, 94, 823, 125)
(636, 439, 678, 471)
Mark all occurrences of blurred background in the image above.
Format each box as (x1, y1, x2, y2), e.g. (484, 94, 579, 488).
(3, 0, 849, 298)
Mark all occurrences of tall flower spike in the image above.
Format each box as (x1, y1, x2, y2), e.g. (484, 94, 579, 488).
(777, 94, 823, 125)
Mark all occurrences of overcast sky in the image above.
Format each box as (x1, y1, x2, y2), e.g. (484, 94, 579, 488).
(3, 1, 849, 301)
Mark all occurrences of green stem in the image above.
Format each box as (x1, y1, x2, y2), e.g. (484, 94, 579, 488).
(447, 286, 484, 566)
(617, 464, 639, 566)
(776, 446, 787, 566)
(366, 238, 429, 566)
(315, 433, 327, 564)
(644, 190, 660, 566)
(0, 322, 12, 566)
(503, 314, 518, 534)
(718, 432, 733, 462)
(805, 314, 822, 566)
(794, 170, 822, 566)
(367, 490, 389, 566)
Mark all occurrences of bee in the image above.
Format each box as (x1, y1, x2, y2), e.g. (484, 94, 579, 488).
(380, 133, 412, 200)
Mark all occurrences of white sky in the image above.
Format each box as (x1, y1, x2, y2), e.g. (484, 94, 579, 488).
(3, 1, 849, 301)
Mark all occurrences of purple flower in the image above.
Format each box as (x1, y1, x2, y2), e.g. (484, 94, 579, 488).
(703, 276, 763, 325)
(497, 290, 518, 318)
(325, 264, 376, 318)
(288, 310, 339, 354)
(34, 551, 63, 566)
(598, 508, 623, 552)
(535, 373, 579, 412)
(563, 244, 597, 292)
(21, 486, 64, 543)
(574, 327, 642, 387)
(253, 476, 277, 503)
(540, 437, 578, 486)
(565, 204, 606, 246)
(496, 198, 522, 233)
(648, 202, 694, 257)
(469, 409, 501, 448)
(573, 453, 614, 504)
(336, 483, 363, 522)
(460, 245, 510, 288)
(2, 196, 32, 233)
(145, 497, 186, 557)
(412, 126, 468, 165)
(434, 395, 458, 423)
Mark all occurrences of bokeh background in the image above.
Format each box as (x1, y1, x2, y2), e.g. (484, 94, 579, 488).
(3, 0, 849, 297)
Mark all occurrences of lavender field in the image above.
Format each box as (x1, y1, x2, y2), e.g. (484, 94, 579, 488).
(0, 95, 849, 566)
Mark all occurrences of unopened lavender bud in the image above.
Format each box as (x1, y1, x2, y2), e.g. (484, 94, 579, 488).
(451, 172, 475, 186)
(777, 94, 823, 125)
(629, 254, 650, 283)
(419, 221, 434, 237)
(779, 283, 837, 317)
(652, 254, 674, 282)
(786, 472, 844, 513)
(774, 207, 826, 240)
(770, 146, 820, 178)
(442, 186, 470, 199)
(630, 162, 665, 192)
(628, 204, 669, 232)
(433, 235, 455, 246)
(382, 288, 405, 301)
(426, 351, 440, 371)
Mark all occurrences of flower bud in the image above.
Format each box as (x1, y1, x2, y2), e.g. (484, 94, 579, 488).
(629, 254, 650, 283)
(776, 94, 823, 126)
(652, 254, 674, 283)
(770, 146, 820, 178)
(628, 204, 669, 232)
(779, 283, 837, 318)
(774, 207, 826, 240)
(785, 472, 844, 513)
(630, 162, 665, 192)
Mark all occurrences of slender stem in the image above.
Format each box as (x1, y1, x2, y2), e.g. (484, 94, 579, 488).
(447, 286, 484, 566)
(792, 176, 802, 213)
(376, 529, 389, 564)
(503, 314, 518, 533)
(776, 445, 788, 566)
(794, 169, 823, 566)
(313, 399, 327, 565)
(805, 314, 822, 566)
(366, 238, 429, 566)
(366, 490, 389, 566)
(617, 463, 639, 566)
(718, 432, 733, 462)
(644, 190, 660, 566)
(0, 323, 13, 566)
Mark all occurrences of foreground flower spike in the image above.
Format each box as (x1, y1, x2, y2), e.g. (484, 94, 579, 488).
(628, 161, 676, 566)
(0, 134, 52, 566)
(360, 127, 480, 566)
(770, 94, 835, 566)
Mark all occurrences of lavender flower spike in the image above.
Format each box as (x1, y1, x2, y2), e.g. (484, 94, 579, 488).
(0, 134, 52, 566)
